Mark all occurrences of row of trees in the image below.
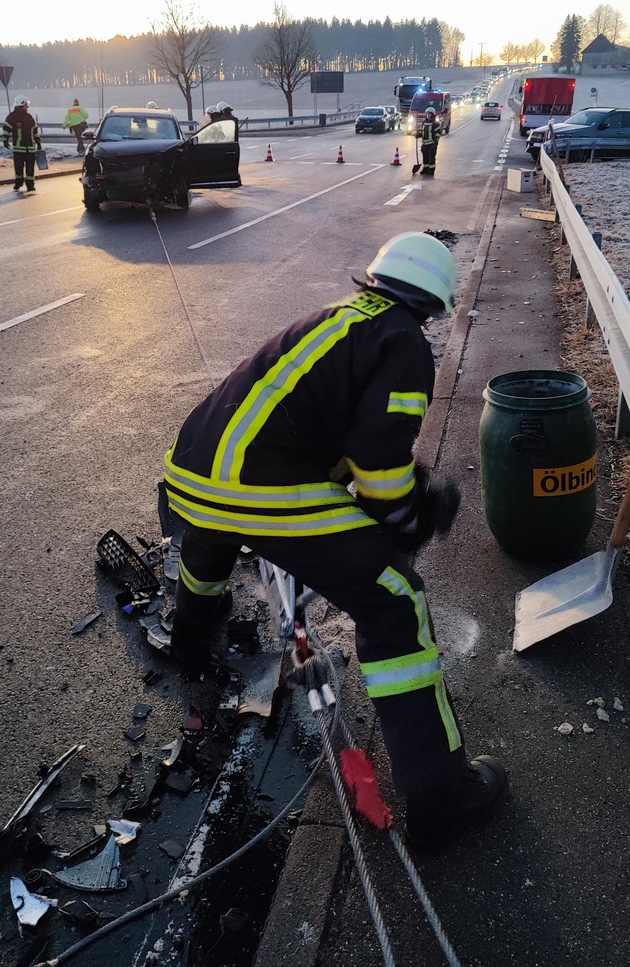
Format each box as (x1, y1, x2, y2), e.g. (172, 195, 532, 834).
(550, 3, 627, 68)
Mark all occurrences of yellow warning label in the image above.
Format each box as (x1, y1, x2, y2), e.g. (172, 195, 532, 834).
(533, 454, 597, 497)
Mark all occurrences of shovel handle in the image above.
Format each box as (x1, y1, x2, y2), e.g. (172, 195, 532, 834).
(610, 479, 630, 548)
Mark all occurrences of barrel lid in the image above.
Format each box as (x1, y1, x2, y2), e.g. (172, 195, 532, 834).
(483, 370, 591, 410)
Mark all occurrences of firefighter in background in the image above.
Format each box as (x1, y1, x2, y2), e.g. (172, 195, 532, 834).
(63, 98, 89, 154)
(163, 232, 508, 854)
(3, 95, 41, 192)
(418, 106, 441, 176)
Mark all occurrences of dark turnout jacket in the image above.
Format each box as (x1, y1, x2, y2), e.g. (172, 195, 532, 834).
(3, 107, 41, 152)
(165, 289, 435, 539)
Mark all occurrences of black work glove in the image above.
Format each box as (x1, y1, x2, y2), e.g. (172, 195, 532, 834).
(391, 469, 461, 552)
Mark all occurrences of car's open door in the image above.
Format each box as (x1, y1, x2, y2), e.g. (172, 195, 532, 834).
(185, 118, 241, 188)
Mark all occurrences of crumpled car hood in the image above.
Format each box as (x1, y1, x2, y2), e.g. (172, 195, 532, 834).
(91, 139, 185, 162)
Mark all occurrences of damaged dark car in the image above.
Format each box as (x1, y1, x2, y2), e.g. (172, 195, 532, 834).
(80, 106, 241, 211)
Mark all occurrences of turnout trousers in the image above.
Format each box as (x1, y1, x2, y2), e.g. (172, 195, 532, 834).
(173, 522, 468, 805)
(13, 150, 35, 187)
(421, 141, 438, 174)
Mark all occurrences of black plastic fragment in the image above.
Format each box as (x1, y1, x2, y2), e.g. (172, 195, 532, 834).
(71, 610, 102, 634)
(97, 529, 160, 594)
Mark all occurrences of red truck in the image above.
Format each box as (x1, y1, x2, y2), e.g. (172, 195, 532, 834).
(519, 75, 576, 136)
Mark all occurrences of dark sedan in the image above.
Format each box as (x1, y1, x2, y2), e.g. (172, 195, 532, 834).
(355, 107, 389, 134)
(80, 107, 241, 211)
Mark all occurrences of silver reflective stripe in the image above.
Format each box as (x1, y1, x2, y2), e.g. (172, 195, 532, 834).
(167, 492, 373, 533)
(363, 657, 442, 690)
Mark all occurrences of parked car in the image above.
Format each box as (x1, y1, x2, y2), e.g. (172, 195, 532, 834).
(527, 106, 630, 160)
(382, 104, 402, 130)
(355, 106, 389, 133)
(80, 106, 241, 211)
(481, 101, 502, 120)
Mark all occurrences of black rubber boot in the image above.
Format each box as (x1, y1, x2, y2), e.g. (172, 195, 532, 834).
(405, 755, 508, 855)
(13, 180, 23, 190)
(169, 589, 233, 673)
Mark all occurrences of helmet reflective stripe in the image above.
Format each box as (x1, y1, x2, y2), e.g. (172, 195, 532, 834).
(347, 457, 416, 500)
(366, 232, 457, 313)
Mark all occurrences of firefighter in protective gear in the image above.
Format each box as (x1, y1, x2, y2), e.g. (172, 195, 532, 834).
(63, 98, 89, 154)
(418, 106, 441, 176)
(3, 96, 41, 192)
(164, 232, 508, 852)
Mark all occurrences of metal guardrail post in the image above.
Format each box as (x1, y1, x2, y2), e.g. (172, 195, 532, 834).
(569, 204, 583, 279)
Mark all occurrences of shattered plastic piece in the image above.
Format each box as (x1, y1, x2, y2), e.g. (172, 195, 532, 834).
(161, 738, 184, 768)
(59, 899, 114, 932)
(10, 877, 58, 925)
(555, 722, 574, 735)
(71, 610, 102, 634)
(97, 529, 160, 594)
(139, 613, 172, 651)
(108, 819, 141, 845)
(133, 703, 152, 720)
(340, 748, 393, 829)
(614, 697, 625, 711)
(51, 832, 107, 861)
(467, 310, 478, 318)
(163, 537, 181, 583)
(143, 669, 163, 686)
(2, 743, 86, 836)
(48, 834, 126, 891)
(219, 907, 250, 935)
(596, 707, 610, 722)
(182, 706, 203, 732)
(159, 838, 185, 860)
(124, 726, 146, 743)
(582, 723, 595, 734)
(163, 769, 198, 796)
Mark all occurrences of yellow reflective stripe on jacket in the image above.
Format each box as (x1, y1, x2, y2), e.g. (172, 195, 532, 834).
(179, 561, 229, 597)
(211, 297, 392, 482)
(347, 457, 415, 501)
(387, 391, 428, 417)
(166, 490, 374, 536)
(165, 446, 356, 509)
(370, 565, 462, 752)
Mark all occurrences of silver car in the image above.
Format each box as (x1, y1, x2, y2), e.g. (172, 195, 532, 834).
(480, 101, 502, 121)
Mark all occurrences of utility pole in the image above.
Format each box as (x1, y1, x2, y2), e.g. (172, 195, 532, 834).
(477, 42, 486, 75)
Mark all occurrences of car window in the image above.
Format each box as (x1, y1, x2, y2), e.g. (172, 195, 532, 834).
(363, 108, 384, 116)
(99, 115, 179, 141)
(195, 118, 237, 143)
(565, 109, 609, 127)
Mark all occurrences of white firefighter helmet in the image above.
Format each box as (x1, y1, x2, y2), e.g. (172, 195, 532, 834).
(205, 105, 218, 115)
(14, 95, 30, 107)
(365, 232, 457, 314)
(146, 101, 159, 109)
(425, 107, 436, 116)
(217, 100, 231, 112)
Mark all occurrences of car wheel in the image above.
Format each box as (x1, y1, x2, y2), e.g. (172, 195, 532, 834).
(83, 186, 100, 211)
(175, 178, 189, 209)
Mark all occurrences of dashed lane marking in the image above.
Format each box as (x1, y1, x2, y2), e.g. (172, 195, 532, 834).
(0, 293, 85, 333)
(385, 185, 422, 206)
(0, 205, 83, 227)
(188, 164, 386, 250)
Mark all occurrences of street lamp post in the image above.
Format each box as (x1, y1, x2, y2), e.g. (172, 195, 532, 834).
(200, 63, 205, 112)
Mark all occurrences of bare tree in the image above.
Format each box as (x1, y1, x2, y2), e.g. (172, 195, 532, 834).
(253, 3, 316, 119)
(526, 38, 546, 64)
(439, 25, 465, 67)
(583, 4, 625, 45)
(500, 42, 518, 65)
(147, 1, 224, 121)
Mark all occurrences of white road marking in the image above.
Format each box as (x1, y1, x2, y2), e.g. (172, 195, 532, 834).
(0, 293, 85, 334)
(321, 161, 362, 165)
(289, 152, 314, 159)
(385, 185, 422, 206)
(188, 165, 386, 250)
(0, 205, 83, 227)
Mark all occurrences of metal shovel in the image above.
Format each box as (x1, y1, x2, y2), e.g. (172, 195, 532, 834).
(513, 479, 630, 652)
(412, 137, 421, 175)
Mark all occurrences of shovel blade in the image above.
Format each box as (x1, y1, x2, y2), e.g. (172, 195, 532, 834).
(513, 549, 615, 652)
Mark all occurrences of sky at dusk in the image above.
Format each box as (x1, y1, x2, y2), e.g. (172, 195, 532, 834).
(5, 1, 630, 59)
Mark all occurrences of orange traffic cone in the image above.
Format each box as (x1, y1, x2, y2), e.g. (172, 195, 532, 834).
(265, 144, 274, 162)
(336, 145, 345, 164)
(390, 147, 401, 166)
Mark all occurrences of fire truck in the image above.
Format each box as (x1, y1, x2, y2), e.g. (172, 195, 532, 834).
(518, 75, 576, 136)
(394, 76, 432, 117)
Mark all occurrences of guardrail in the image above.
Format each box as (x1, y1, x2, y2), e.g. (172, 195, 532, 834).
(539, 147, 630, 437)
(36, 111, 358, 141)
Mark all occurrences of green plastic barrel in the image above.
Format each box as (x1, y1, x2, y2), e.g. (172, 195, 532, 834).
(479, 370, 597, 560)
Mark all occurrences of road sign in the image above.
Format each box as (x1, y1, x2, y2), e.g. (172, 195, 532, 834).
(0, 66, 14, 87)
